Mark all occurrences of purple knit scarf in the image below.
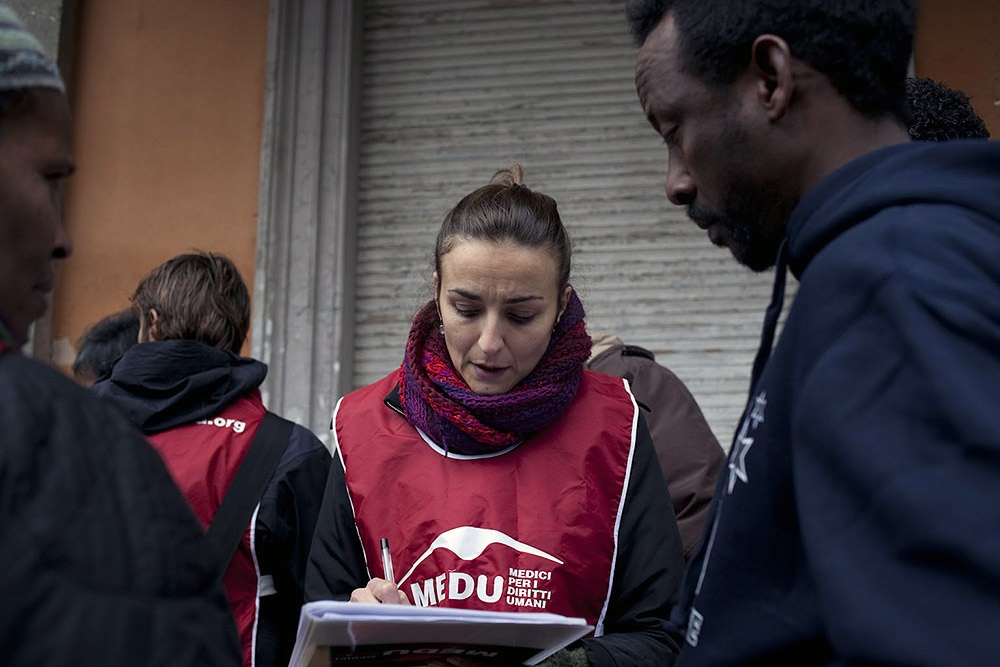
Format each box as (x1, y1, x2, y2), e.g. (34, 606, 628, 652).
(399, 290, 591, 455)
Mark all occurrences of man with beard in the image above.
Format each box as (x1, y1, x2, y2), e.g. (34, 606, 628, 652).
(0, 6, 240, 664)
(628, 0, 1000, 665)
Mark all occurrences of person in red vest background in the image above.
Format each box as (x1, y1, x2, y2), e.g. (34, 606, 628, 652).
(93, 251, 331, 667)
(306, 165, 685, 666)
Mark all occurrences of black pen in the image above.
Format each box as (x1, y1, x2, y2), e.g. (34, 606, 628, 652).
(380, 537, 395, 585)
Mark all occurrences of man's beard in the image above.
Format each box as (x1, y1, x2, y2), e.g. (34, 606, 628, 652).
(688, 192, 790, 272)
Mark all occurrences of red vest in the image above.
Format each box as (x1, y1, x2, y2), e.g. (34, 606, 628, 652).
(335, 371, 636, 635)
(148, 391, 266, 665)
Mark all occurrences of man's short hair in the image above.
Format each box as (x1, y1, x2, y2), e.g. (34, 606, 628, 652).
(132, 251, 250, 354)
(626, 0, 916, 123)
(73, 309, 139, 382)
(906, 77, 990, 141)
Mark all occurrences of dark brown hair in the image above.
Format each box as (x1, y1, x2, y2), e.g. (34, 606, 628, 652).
(434, 165, 572, 290)
(132, 251, 250, 354)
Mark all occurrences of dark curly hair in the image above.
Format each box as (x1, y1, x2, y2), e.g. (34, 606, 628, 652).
(906, 77, 990, 141)
(72, 309, 140, 383)
(626, 0, 916, 123)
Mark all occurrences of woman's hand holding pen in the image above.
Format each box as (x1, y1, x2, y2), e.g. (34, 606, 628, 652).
(350, 536, 408, 603)
(350, 578, 410, 604)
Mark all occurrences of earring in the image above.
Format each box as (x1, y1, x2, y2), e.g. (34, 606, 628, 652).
(439, 323, 445, 335)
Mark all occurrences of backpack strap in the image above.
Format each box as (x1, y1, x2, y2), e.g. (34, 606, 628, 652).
(206, 411, 294, 574)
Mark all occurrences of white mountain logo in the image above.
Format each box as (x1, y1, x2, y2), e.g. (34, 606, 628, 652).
(397, 526, 563, 585)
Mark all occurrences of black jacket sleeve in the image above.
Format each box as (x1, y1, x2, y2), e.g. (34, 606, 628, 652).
(304, 449, 370, 602)
(254, 423, 333, 666)
(580, 413, 685, 666)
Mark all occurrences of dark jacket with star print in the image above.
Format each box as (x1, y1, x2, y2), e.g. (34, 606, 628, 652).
(668, 139, 1000, 666)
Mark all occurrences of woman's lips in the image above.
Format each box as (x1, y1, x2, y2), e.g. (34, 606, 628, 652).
(472, 363, 507, 379)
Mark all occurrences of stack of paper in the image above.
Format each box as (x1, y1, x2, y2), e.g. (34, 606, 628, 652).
(289, 601, 593, 666)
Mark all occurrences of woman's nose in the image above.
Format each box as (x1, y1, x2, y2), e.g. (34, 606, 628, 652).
(478, 317, 504, 356)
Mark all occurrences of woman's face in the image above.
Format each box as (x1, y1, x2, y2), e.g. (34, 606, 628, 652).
(436, 239, 569, 396)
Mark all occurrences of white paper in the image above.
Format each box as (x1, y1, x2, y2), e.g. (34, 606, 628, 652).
(289, 601, 593, 667)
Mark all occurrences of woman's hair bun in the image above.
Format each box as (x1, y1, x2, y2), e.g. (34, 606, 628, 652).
(490, 164, 525, 187)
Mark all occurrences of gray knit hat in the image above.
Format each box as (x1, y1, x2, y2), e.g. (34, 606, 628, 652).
(0, 5, 64, 93)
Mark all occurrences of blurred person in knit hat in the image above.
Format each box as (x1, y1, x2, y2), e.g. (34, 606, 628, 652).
(0, 6, 240, 665)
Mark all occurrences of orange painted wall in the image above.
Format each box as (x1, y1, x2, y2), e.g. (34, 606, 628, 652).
(51, 0, 269, 369)
(915, 0, 1000, 137)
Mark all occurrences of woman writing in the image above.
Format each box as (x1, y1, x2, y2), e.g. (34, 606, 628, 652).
(306, 166, 684, 665)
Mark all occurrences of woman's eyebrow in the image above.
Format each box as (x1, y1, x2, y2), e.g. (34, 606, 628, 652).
(448, 288, 482, 301)
(447, 288, 543, 305)
(504, 295, 543, 305)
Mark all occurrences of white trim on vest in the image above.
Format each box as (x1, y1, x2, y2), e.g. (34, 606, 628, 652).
(414, 426, 523, 460)
(249, 501, 263, 666)
(594, 377, 640, 637)
(331, 395, 374, 579)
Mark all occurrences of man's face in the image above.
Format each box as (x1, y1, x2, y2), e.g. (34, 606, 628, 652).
(635, 15, 789, 271)
(0, 89, 74, 345)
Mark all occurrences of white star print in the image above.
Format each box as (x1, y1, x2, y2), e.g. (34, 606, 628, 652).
(727, 391, 765, 494)
(750, 392, 767, 429)
(727, 432, 754, 494)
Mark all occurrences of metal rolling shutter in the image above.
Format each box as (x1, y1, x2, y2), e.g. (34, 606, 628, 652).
(353, 0, 777, 446)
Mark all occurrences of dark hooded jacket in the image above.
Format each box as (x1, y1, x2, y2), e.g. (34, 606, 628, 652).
(93, 340, 331, 667)
(0, 351, 241, 666)
(670, 139, 1000, 666)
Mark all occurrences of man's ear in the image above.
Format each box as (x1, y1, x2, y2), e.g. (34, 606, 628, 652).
(144, 308, 162, 342)
(750, 34, 793, 121)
